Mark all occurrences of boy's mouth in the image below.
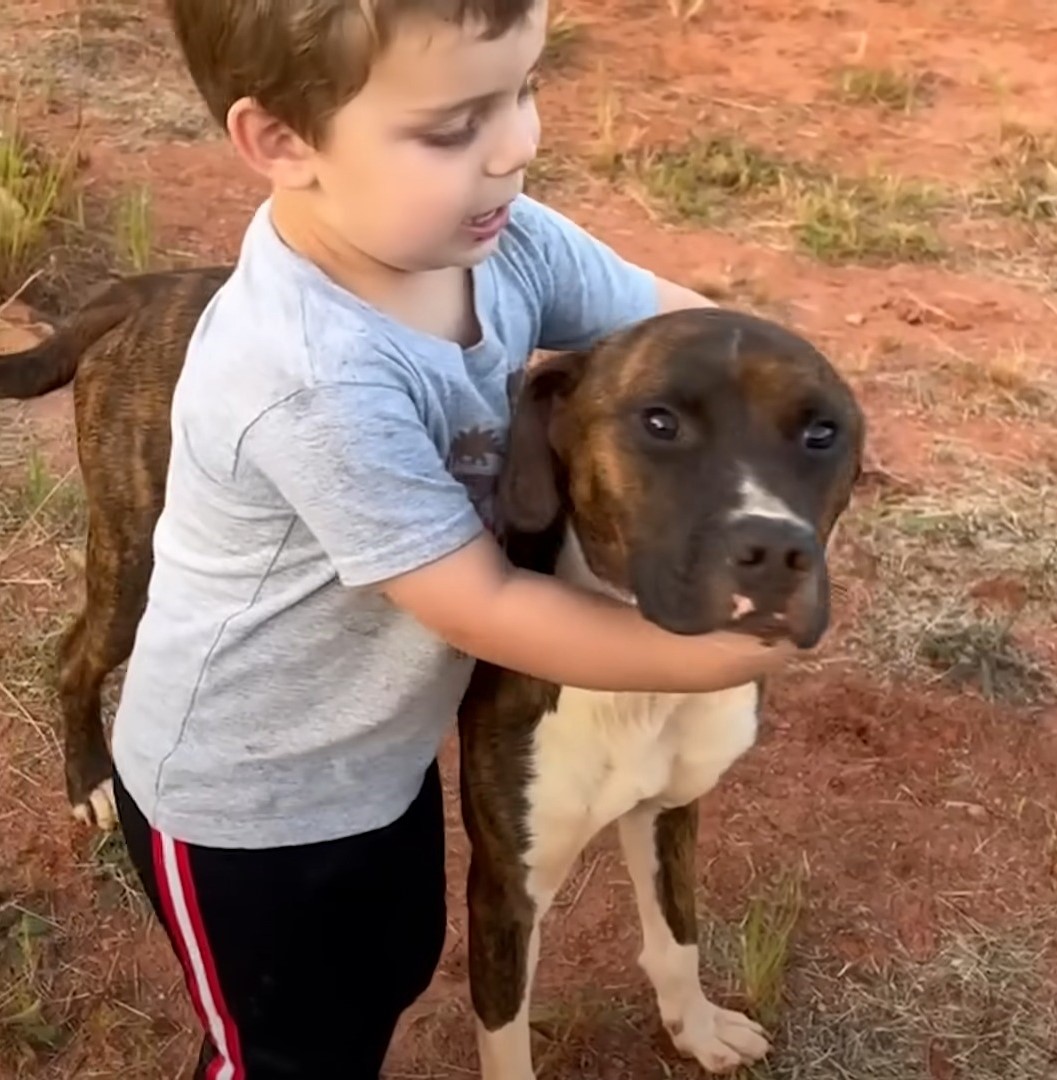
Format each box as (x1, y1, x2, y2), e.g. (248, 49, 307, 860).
(463, 204, 510, 240)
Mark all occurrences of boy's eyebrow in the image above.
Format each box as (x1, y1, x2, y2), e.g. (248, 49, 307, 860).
(409, 90, 503, 121)
(408, 56, 543, 123)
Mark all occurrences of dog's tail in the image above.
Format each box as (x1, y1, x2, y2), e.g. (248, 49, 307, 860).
(0, 280, 130, 399)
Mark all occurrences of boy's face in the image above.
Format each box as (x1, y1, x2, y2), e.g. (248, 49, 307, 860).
(294, 2, 547, 272)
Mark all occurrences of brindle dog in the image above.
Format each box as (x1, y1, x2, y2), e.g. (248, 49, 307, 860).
(0, 267, 231, 826)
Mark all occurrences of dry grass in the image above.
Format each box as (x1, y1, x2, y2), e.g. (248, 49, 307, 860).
(735, 871, 805, 1032)
(620, 133, 945, 264)
(83, 831, 150, 918)
(791, 176, 944, 264)
(631, 136, 787, 222)
(587, 106, 1056, 272)
(0, 102, 116, 316)
(541, 8, 584, 72)
(834, 66, 939, 112)
(0, 109, 80, 296)
(0, 2, 215, 143)
(114, 184, 154, 272)
(0, 428, 85, 739)
(694, 879, 1057, 1080)
(895, 342, 1057, 420)
(0, 902, 71, 1070)
(843, 466, 1055, 703)
(977, 125, 1057, 223)
(0, 444, 86, 554)
(525, 148, 571, 199)
(752, 923, 1057, 1079)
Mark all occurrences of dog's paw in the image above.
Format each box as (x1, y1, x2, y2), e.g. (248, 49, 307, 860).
(72, 778, 117, 832)
(668, 1003, 769, 1074)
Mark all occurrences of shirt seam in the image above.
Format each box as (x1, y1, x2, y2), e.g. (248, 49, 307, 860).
(149, 514, 299, 813)
(230, 381, 408, 480)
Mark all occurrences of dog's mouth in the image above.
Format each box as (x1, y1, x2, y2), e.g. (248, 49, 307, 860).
(724, 595, 790, 641)
(630, 564, 831, 650)
(723, 599, 811, 646)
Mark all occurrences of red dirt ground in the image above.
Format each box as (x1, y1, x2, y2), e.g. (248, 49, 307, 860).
(1, 1, 1055, 1078)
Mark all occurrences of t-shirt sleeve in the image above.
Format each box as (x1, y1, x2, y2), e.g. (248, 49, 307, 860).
(236, 382, 484, 588)
(514, 196, 659, 351)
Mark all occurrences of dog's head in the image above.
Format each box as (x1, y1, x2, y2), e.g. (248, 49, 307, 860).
(500, 307, 865, 649)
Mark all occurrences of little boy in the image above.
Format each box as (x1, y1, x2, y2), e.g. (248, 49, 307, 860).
(112, 1, 803, 1076)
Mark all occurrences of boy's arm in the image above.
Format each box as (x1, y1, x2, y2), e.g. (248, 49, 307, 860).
(241, 382, 795, 695)
(655, 275, 718, 313)
(382, 534, 796, 693)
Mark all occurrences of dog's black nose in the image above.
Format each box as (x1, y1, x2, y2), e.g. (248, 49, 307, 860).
(729, 516, 818, 590)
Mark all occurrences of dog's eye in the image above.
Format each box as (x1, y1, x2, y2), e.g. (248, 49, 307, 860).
(642, 407, 680, 441)
(803, 419, 838, 451)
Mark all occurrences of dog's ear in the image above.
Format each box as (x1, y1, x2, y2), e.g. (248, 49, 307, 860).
(500, 351, 589, 533)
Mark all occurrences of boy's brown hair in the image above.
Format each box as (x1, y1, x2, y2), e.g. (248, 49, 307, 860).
(165, 0, 536, 147)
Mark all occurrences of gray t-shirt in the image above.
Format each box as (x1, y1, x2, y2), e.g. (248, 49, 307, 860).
(111, 195, 658, 848)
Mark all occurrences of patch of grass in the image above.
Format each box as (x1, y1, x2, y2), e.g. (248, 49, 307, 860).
(0, 602, 65, 717)
(589, 80, 628, 180)
(541, 9, 584, 72)
(530, 986, 648, 1070)
(844, 470, 1055, 703)
(834, 66, 938, 111)
(792, 176, 945, 264)
(749, 925, 1057, 1080)
(0, 445, 86, 548)
(0, 905, 70, 1068)
(114, 184, 154, 272)
(84, 832, 149, 917)
(927, 343, 1055, 419)
(917, 613, 1053, 703)
(698, 883, 1055, 1079)
(79, 0, 145, 33)
(0, 110, 79, 294)
(737, 871, 804, 1031)
(603, 129, 947, 265)
(632, 136, 788, 223)
(696, 868, 807, 1029)
(525, 149, 569, 199)
(978, 125, 1057, 223)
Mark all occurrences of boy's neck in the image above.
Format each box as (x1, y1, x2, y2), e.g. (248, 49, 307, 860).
(270, 190, 480, 347)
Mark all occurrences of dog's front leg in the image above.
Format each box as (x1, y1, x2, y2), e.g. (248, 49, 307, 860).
(618, 804, 770, 1074)
(467, 851, 542, 1080)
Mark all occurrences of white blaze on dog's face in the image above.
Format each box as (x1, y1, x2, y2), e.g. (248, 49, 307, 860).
(500, 308, 865, 648)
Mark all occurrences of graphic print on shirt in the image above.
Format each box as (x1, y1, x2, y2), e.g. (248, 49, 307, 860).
(445, 369, 525, 537)
(446, 426, 505, 534)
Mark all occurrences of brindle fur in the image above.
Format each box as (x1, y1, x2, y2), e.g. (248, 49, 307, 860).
(0, 266, 231, 816)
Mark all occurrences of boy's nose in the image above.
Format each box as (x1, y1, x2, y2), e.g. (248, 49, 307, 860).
(486, 104, 540, 178)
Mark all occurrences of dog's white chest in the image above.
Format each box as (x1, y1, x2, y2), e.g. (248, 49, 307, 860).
(521, 526, 761, 882)
(526, 684, 758, 854)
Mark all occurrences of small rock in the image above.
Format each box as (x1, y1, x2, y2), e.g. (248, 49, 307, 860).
(845, 312, 865, 326)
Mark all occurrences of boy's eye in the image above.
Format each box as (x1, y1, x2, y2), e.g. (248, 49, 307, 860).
(417, 73, 539, 149)
(420, 123, 479, 149)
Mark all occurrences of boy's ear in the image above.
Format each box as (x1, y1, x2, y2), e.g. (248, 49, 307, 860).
(227, 98, 317, 190)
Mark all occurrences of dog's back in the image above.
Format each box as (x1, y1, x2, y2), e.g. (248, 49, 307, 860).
(0, 264, 230, 828)
(0, 266, 231, 403)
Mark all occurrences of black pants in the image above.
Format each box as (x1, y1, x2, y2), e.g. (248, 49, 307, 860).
(114, 762, 447, 1079)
